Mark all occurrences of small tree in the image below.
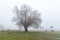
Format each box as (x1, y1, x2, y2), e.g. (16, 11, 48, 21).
(12, 4, 42, 32)
(50, 26, 54, 32)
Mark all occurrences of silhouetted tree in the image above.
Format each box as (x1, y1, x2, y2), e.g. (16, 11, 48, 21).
(12, 4, 42, 32)
(50, 26, 54, 32)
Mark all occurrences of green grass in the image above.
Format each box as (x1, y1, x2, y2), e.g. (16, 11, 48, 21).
(45, 32, 60, 38)
(0, 31, 55, 40)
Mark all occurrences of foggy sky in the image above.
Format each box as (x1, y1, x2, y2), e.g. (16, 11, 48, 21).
(0, 0, 60, 30)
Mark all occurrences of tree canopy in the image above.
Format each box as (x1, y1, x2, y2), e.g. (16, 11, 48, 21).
(12, 4, 42, 32)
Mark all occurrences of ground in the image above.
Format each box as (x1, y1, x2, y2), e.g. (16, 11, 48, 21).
(0, 31, 59, 40)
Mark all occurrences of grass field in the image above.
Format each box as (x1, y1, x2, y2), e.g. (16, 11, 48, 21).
(45, 32, 60, 38)
(0, 31, 57, 40)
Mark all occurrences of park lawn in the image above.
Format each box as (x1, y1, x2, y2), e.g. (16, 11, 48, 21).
(45, 32, 60, 38)
(0, 31, 55, 40)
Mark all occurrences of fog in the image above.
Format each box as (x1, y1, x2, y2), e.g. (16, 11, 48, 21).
(0, 0, 60, 31)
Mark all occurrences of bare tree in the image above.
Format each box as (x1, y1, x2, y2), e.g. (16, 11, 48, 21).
(12, 4, 42, 32)
(50, 26, 54, 32)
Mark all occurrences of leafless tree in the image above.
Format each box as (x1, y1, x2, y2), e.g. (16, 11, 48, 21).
(50, 26, 54, 32)
(12, 4, 42, 32)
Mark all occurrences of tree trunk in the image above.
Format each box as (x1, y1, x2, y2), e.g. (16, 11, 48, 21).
(24, 27, 28, 32)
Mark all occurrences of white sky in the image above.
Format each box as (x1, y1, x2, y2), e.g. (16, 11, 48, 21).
(0, 0, 60, 30)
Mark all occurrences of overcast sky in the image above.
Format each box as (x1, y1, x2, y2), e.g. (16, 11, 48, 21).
(0, 0, 60, 30)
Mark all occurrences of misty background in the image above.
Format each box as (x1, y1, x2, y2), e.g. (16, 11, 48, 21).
(0, 0, 60, 31)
